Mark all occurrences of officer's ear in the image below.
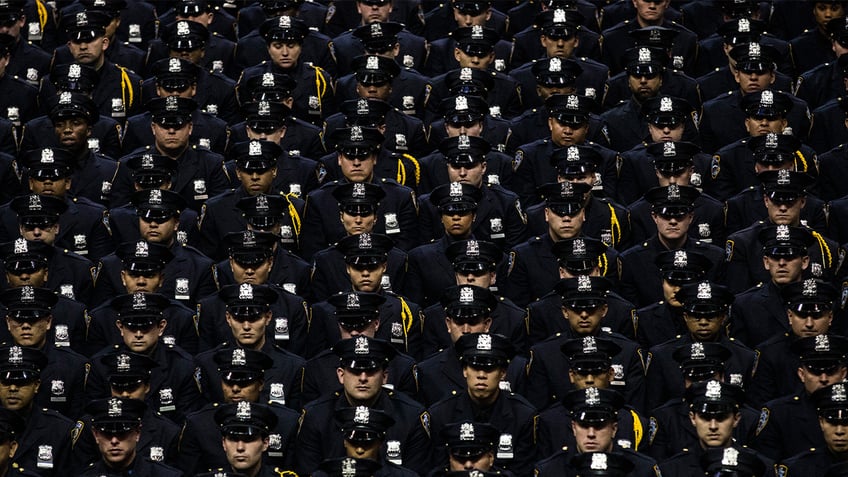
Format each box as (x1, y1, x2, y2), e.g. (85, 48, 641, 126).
(453, 47, 463, 63)
(7, 440, 17, 458)
(391, 42, 401, 58)
(484, 8, 492, 20)
(101, 35, 110, 52)
(336, 367, 345, 384)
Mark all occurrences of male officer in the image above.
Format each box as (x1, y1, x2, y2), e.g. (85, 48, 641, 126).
(301, 290, 418, 403)
(795, 17, 848, 111)
(0, 33, 38, 127)
(229, 192, 306, 258)
(240, 16, 335, 125)
(534, 387, 659, 477)
(754, 334, 848, 460)
(112, 95, 231, 212)
(147, 14, 237, 79)
(333, 19, 425, 76)
(658, 380, 772, 476)
(93, 190, 217, 306)
(618, 185, 725, 307)
(300, 126, 418, 259)
(0, 345, 78, 477)
(78, 398, 181, 477)
(0, 406, 35, 477)
(194, 283, 306, 407)
(0, 0, 50, 84)
(780, 381, 848, 475)
(644, 281, 756, 411)
(748, 279, 840, 406)
(309, 183, 407, 302)
(526, 276, 646, 411)
(211, 401, 294, 477)
(179, 348, 299, 475)
(427, 420, 512, 475)
(427, 333, 537, 476)
(295, 336, 431, 475)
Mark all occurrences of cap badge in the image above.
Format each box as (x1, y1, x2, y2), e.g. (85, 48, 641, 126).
(20, 286, 34, 303)
(660, 96, 673, 112)
(638, 47, 652, 63)
(108, 397, 122, 417)
(590, 452, 608, 470)
(248, 141, 263, 157)
(816, 334, 831, 352)
(565, 94, 579, 110)
(760, 90, 773, 107)
(149, 189, 162, 205)
(777, 168, 791, 186)
(550, 57, 562, 73)
(749, 42, 761, 57)
(803, 278, 817, 297)
(455, 96, 469, 111)
(278, 16, 292, 28)
(256, 195, 269, 211)
(69, 64, 81, 80)
(28, 195, 41, 211)
(471, 25, 484, 40)
(358, 233, 372, 250)
(460, 67, 473, 81)
(230, 349, 246, 367)
(739, 18, 750, 32)
(691, 342, 705, 360)
(706, 380, 722, 399)
(649, 28, 661, 41)
(342, 458, 356, 477)
(238, 283, 254, 301)
(350, 126, 364, 142)
(177, 21, 190, 36)
(476, 334, 492, 350)
(167, 58, 181, 73)
(236, 401, 251, 420)
(75, 12, 88, 26)
(834, 383, 847, 402)
(117, 354, 131, 371)
(58, 92, 72, 105)
(132, 292, 146, 310)
(667, 184, 681, 201)
(460, 422, 475, 440)
(347, 292, 360, 309)
(466, 240, 480, 257)
(354, 336, 369, 355)
(673, 250, 688, 268)
(573, 238, 586, 256)
(567, 146, 580, 162)
(258, 101, 271, 116)
(135, 241, 148, 257)
(450, 182, 464, 198)
(660, 142, 677, 160)
(458, 134, 471, 150)
(697, 282, 712, 300)
(366, 56, 379, 70)
(561, 181, 574, 195)
(165, 96, 179, 112)
(8, 346, 21, 365)
(776, 225, 790, 241)
(718, 447, 739, 467)
(41, 148, 54, 164)
(354, 406, 370, 424)
(765, 132, 778, 149)
(370, 23, 382, 37)
(459, 286, 474, 304)
(577, 275, 592, 292)
(261, 73, 275, 87)
(356, 99, 369, 115)
(582, 336, 597, 353)
(585, 386, 600, 406)
(553, 9, 567, 23)
(13, 238, 27, 254)
(141, 154, 154, 169)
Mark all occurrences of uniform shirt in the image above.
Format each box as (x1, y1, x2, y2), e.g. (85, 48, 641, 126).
(31, 341, 89, 419)
(426, 69, 523, 121)
(748, 332, 804, 407)
(241, 61, 335, 125)
(421, 4, 508, 42)
(332, 28, 427, 77)
(323, 108, 429, 159)
(13, 407, 78, 477)
(725, 187, 827, 236)
(601, 19, 697, 76)
(603, 69, 702, 112)
(0, 297, 86, 356)
(696, 67, 794, 105)
(52, 41, 146, 81)
(75, 407, 180, 468)
(0, 73, 39, 126)
(537, 403, 649, 457)
(335, 68, 433, 120)
(309, 244, 408, 303)
(146, 33, 237, 78)
(628, 193, 725, 246)
(634, 301, 688, 350)
(659, 444, 774, 477)
(791, 29, 837, 83)
(428, 116, 512, 157)
(616, 144, 712, 207)
(107, 204, 198, 251)
(422, 297, 528, 358)
(140, 70, 241, 125)
(7, 35, 51, 86)
(753, 391, 825, 461)
(417, 150, 515, 196)
(807, 99, 848, 157)
(0, 245, 95, 306)
(20, 114, 123, 160)
(509, 27, 602, 70)
(527, 286, 635, 347)
(213, 247, 310, 300)
(121, 110, 230, 156)
(79, 453, 182, 477)
(795, 61, 845, 111)
(86, 298, 199, 355)
(227, 118, 327, 162)
(423, 37, 513, 78)
(780, 448, 841, 477)
(402, 235, 462, 308)
(695, 33, 794, 79)
(729, 281, 793, 349)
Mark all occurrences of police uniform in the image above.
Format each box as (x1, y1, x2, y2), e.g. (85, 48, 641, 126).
(421, 1, 509, 42)
(795, 56, 847, 112)
(214, 235, 309, 299)
(429, 66, 523, 122)
(236, 15, 337, 74)
(429, 94, 511, 154)
(695, 18, 794, 79)
(3, 4, 51, 86)
(725, 184, 827, 238)
(697, 64, 795, 106)
(791, 24, 836, 77)
(295, 336, 431, 475)
(536, 447, 658, 477)
(509, 7, 603, 70)
(147, 19, 237, 78)
(660, 441, 771, 477)
(332, 21, 426, 76)
(325, 99, 428, 159)
(335, 62, 433, 120)
(808, 95, 848, 157)
(0, 36, 38, 125)
(779, 383, 848, 475)
(156, 0, 237, 41)
(139, 69, 240, 126)
(236, 1, 329, 41)
(601, 19, 697, 76)
(86, 292, 199, 355)
(122, 100, 230, 156)
(423, 28, 513, 78)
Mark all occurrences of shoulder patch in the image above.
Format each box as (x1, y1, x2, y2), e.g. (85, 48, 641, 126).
(420, 411, 430, 437)
(725, 240, 734, 262)
(648, 417, 658, 446)
(507, 251, 516, 275)
(71, 420, 83, 445)
(756, 407, 769, 436)
(513, 150, 524, 171)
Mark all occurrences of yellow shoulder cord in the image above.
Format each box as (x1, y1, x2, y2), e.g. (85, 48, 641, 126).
(630, 409, 643, 451)
(607, 203, 621, 246)
(398, 296, 413, 335)
(402, 153, 421, 186)
(310, 65, 327, 113)
(598, 252, 608, 276)
(396, 156, 407, 185)
(283, 192, 302, 235)
(812, 231, 833, 268)
(36, 0, 47, 30)
(795, 150, 808, 172)
(119, 66, 134, 111)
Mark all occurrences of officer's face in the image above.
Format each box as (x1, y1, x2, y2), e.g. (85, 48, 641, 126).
(338, 152, 377, 182)
(246, 124, 285, 143)
(454, 49, 495, 70)
(0, 15, 24, 39)
(545, 207, 585, 240)
(648, 122, 685, 142)
(798, 363, 847, 394)
(448, 162, 487, 188)
(655, 165, 694, 187)
(456, 270, 496, 289)
(563, 304, 608, 335)
(0, 378, 39, 411)
(569, 367, 614, 389)
(632, 0, 669, 22)
(446, 316, 492, 343)
(93, 427, 140, 469)
(339, 318, 380, 340)
(683, 312, 726, 340)
(346, 262, 387, 292)
(337, 366, 388, 403)
(169, 47, 205, 65)
(541, 34, 579, 59)
(652, 211, 694, 241)
(19, 221, 59, 246)
(744, 115, 787, 136)
(537, 84, 577, 100)
(689, 411, 739, 448)
(734, 69, 776, 94)
(627, 73, 663, 102)
(449, 450, 495, 471)
(268, 41, 302, 69)
(341, 210, 378, 235)
(445, 120, 484, 138)
(357, 0, 392, 23)
(231, 257, 274, 285)
(111, 381, 150, 400)
(441, 210, 475, 238)
(120, 270, 165, 293)
(226, 311, 272, 348)
(820, 416, 848, 453)
(53, 117, 92, 151)
(6, 315, 51, 348)
(155, 83, 197, 99)
(237, 167, 277, 196)
(68, 36, 109, 68)
(662, 279, 685, 307)
(572, 420, 616, 453)
(356, 81, 393, 101)
(453, 7, 492, 27)
(788, 309, 833, 337)
(222, 435, 269, 474)
(763, 254, 809, 284)
(221, 378, 263, 403)
(763, 195, 805, 225)
(139, 215, 179, 244)
(117, 320, 166, 353)
(548, 117, 589, 147)
(152, 121, 193, 154)
(814, 2, 845, 29)
(28, 176, 72, 198)
(6, 267, 48, 288)
(462, 362, 506, 402)
(344, 436, 382, 461)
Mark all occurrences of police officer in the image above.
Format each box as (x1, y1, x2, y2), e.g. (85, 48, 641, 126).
(309, 184, 407, 302)
(780, 381, 848, 475)
(645, 280, 756, 410)
(295, 335, 431, 475)
(421, 238, 527, 357)
(748, 279, 840, 406)
(327, 406, 418, 476)
(425, 20, 512, 78)
(0, 406, 35, 477)
(232, 192, 306, 258)
(526, 276, 646, 411)
(333, 18, 425, 76)
(537, 340, 649, 456)
(658, 380, 772, 476)
(194, 283, 307, 406)
(325, 97, 427, 160)
(240, 15, 335, 125)
(211, 400, 295, 477)
(422, 0, 508, 43)
(790, 3, 844, 75)
(0, 0, 50, 85)
(0, 33, 38, 126)
(701, 447, 770, 477)
(0, 238, 87, 354)
(618, 185, 724, 307)
(429, 420, 515, 476)
(75, 351, 180, 467)
(122, 60, 229, 155)
(0, 345, 78, 477)
(300, 125, 419, 259)
(724, 138, 827, 235)
(180, 348, 300, 475)
(795, 17, 848, 111)
(534, 387, 658, 477)
(301, 290, 418, 403)
(753, 334, 848, 460)
(148, 15, 236, 78)
(112, 96, 231, 212)
(93, 190, 218, 306)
